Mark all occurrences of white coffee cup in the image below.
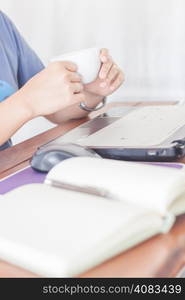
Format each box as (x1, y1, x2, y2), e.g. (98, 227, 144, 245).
(51, 47, 101, 84)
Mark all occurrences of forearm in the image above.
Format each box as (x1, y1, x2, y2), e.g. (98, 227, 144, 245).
(46, 92, 103, 124)
(0, 91, 33, 146)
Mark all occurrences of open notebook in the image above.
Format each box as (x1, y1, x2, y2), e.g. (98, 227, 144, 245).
(0, 157, 185, 277)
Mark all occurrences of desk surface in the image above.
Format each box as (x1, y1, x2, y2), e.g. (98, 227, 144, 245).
(0, 101, 185, 278)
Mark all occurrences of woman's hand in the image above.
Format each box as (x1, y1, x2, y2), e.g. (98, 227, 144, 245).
(48, 49, 125, 122)
(18, 61, 85, 118)
(84, 48, 125, 98)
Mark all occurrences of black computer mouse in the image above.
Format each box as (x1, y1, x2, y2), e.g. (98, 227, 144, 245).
(30, 143, 100, 173)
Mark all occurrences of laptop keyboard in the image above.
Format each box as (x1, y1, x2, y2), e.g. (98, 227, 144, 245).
(80, 105, 185, 147)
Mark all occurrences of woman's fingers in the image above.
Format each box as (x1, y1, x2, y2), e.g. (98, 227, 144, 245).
(106, 64, 120, 84)
(99, 48, 113, 80)
(110, 71, 125, 91)
(63, 61, 78, 72)
(100, 48, 109, 62)
(71, 82, 84, 93)
(69, 72, 82, 82)
(99, 58, 113, 80)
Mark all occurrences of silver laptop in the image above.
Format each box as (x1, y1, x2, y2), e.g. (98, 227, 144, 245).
(41, 105, 185, 161)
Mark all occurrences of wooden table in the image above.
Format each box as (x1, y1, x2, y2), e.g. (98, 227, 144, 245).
(0, 101, 185, 278)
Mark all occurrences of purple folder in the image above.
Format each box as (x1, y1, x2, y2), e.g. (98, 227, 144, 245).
(0, 167, 46, 195)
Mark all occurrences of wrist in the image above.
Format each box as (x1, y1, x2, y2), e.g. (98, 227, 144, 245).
(8, 90, 35, 122)
(83, 91, 104, 108)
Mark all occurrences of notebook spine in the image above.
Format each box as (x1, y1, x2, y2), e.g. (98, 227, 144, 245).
(161, 213, 175, 233)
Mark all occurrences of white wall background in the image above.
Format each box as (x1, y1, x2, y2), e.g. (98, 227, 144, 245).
(1, 0, 185, 143)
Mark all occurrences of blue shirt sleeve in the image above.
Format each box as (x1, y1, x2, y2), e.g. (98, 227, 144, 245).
(0, 11, 45, 88)
(0, 12, 45, 151)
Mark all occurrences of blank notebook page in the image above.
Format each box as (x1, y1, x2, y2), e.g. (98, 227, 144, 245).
(0, 184, 156, 277)
(46, 157, 185, 214)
